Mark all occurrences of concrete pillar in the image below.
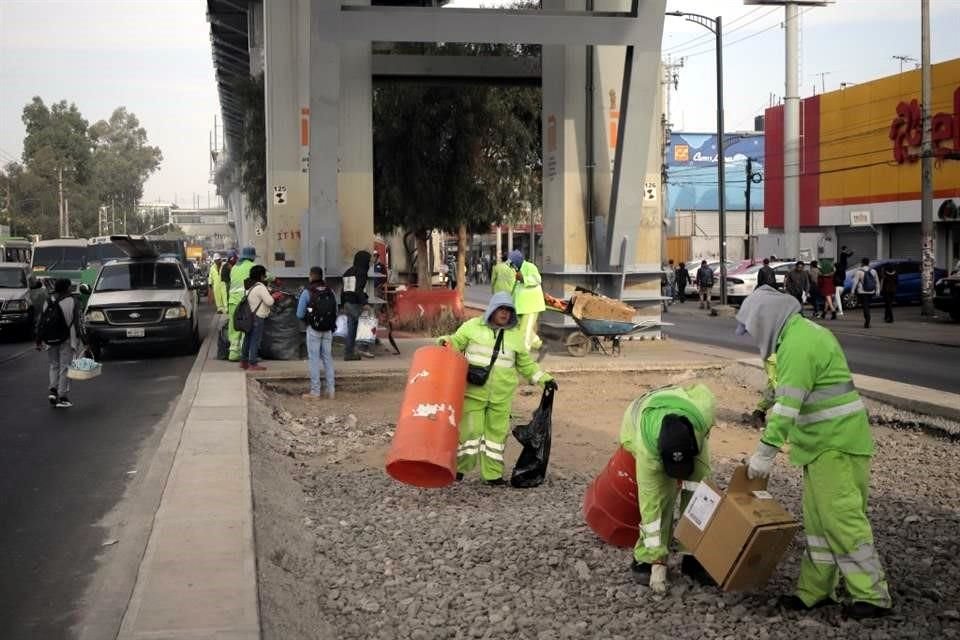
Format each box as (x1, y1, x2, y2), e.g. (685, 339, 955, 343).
(306, 0, 374, 277)
(263, 0, 310, 271)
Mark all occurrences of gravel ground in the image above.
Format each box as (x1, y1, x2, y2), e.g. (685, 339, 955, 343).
(249, 370, 960, 640)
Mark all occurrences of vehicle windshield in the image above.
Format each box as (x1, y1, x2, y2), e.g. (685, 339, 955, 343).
(0, 268, 27, 288)
(95, 262, 185, 292)
(86, 243, 127, 265)
(33, 246, 86, 271)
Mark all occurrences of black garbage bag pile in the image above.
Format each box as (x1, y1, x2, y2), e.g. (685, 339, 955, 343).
(510, 388, 554, 488)
(260, 295, 306, 360)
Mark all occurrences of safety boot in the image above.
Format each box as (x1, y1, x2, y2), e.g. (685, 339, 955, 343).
(843, 601, 892, 620)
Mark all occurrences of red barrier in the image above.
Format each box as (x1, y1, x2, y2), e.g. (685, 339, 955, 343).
(385, 346, 468, 488)
(392, 288, 465, 324)
(583, 447, 641, 547)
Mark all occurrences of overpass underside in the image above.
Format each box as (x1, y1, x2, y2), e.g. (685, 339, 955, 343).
(256, 0, 666, 328)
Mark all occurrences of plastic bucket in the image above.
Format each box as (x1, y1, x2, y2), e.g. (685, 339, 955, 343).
(385, 345, 468, 488)
(583, 446, 641, 547)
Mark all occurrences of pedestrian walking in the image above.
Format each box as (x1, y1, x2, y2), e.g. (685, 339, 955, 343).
(675, 262, 690, 303)
(808, 260, 823, 317)
(784, 261, 810, 313)
(737, 287, 892, 619)
(341, 250, 371, 361)
(36, 278, 85, 408)
(664, 260, 676, 303)
(297, 267, 337, 400)
(880, 264, 898, 323)
(819, 264, 838, 319)
(508, 250, 545, 352)
(438, 292, 556, 485)
(755, 258, 776, 290)
(621, 384, 716, 592)
(695, 260, 714, 310)
(240, 265, 274, 371)
(446, 254, 458, 290)
(851, 257, 879, 328)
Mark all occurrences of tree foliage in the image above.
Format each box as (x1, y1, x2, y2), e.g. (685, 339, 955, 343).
(1, 98, 162, 238)
(239, 73, 267, 226)
(373, 42, 542, 284)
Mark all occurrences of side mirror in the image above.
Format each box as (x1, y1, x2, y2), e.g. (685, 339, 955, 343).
(78, 283, 92, 296)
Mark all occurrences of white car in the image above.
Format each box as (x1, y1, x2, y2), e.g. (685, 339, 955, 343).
(82, 255, 200, 359)
(683, 260, 739, 298)
(725, 261, 796, 304)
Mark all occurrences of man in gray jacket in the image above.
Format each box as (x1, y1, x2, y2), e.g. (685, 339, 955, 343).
(784, 261, 811, 314)
(36, 278, 84, 408)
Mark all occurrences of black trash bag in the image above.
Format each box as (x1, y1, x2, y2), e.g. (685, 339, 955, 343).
(216, 321, 230, 361)
(259, 295, 306, 360)
(510, 387, 555, 488)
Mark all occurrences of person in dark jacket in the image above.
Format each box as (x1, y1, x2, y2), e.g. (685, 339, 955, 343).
(880, 264, 898, 323)
(784, 261, 810, 313)
(675, 263, 690, 303)
(341, 250, 371, 361)
(808, 260, 823, 318)
(835, 246, 854, 285)
(695, 261, 715, 310)
(756, 258, 776, 290)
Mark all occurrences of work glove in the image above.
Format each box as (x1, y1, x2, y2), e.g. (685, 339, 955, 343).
(544, 379, 558, 392)
(649, 564, 668, 594)
(436, 337, 449, 347)
(515, 271, 523, 281)
(747, 442, 780, 480)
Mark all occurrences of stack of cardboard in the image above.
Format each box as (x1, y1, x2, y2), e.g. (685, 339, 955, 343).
(570, 291, 636, 323)
(674, 466, 800, 591)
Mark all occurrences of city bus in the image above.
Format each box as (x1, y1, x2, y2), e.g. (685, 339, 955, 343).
(0, 237, 32, 264)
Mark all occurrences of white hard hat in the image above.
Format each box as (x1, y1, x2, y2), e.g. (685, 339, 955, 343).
(213, 253, 222, 261)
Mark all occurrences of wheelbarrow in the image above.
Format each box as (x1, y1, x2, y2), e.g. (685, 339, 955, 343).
(564, 317, 663, 357)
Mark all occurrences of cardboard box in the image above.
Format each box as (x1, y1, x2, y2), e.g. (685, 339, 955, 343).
(570, 291, 637, 323)
(674, 466, 800, 591)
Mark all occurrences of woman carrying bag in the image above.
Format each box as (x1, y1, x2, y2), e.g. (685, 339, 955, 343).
(438, 292, 556, 485)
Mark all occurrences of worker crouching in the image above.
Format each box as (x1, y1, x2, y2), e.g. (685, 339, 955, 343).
(439, 292, 556, 486)
(619, 384, 716, 592)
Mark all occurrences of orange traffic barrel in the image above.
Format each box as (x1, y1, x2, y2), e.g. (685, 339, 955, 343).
(386, 345, 468, 488)
(583, 447, 640, 547)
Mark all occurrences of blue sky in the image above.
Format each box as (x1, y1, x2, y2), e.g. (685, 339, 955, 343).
(1, 0, 959, 207)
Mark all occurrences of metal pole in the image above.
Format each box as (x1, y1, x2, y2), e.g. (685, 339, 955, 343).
(784, 3, 801, 260)
(745, 157, 752, 261)
(715, 15, 727, 306)
(58, 167, 64, 238)
(920, 0, 934, 315)
(529, 205, 536, 264)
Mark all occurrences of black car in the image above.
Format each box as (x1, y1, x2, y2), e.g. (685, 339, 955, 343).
(934, 274, 960, 322)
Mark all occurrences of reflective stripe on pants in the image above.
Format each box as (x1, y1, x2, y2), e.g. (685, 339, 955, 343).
(456, 396, 511, 481)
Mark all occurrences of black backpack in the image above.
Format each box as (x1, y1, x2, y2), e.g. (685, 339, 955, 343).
(38, 296, 72, 345)
(305, 286, 337, 332)
(233, 292, 262, 333)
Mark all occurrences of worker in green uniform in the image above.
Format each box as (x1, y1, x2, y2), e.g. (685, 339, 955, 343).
(439, 292, 556, 485)
(619, 384, 716, 592)
(209, 253, 227, 314)
(738, 285, 893, 620)
(227, 246, 258, 361)
(508, 250, 545, 352)
(490, 253, 515, 296)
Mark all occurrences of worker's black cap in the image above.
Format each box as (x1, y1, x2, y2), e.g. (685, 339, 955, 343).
(658, 414, 699, 480)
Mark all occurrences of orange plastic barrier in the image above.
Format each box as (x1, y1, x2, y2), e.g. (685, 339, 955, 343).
(385, 346, 468, 488)
(582, 447, 641, 547)
(392, 288, 465, 324)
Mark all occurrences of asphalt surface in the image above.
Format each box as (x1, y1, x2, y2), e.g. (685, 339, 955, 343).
(0, 307, 213, 639)
(663, 307, 959, 393)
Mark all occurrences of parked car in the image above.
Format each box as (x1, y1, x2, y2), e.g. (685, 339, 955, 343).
(81, 254, 201, 359)
(934, 274, 960, 321)
(683, 260, 739, 298)
(725, 261, 797, 304)
(842, 259, 947, 308)
(0, 263, 48, 338)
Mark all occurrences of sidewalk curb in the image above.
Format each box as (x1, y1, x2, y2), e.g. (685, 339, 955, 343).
(680, 341, 960, 424)
(76, 316, 218, 640)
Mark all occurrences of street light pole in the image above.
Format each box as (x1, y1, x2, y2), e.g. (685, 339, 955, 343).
(667, 12, 727, 305)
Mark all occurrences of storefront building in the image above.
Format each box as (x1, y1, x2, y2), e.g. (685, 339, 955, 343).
(764, 57, 960, 268)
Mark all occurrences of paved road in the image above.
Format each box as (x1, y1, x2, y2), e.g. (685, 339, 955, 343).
(0, 308, 212, 639)
(663, 309, 959, 392)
